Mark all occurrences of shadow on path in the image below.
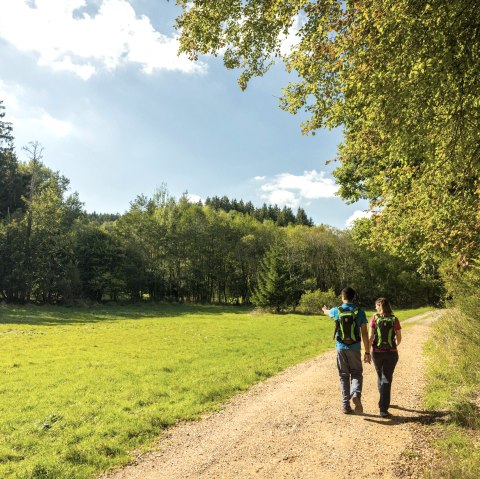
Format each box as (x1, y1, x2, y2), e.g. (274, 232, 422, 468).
(361, 404, 448, 426)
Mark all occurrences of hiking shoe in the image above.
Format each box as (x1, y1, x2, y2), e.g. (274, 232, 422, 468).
(379, 411, 391, 418)
(352, 395, 363, 414)
(343, 405, 354, 414)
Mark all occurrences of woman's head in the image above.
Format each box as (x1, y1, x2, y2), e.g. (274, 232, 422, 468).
(375, 297, 393, 316)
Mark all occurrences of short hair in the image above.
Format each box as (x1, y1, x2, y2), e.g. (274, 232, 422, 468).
(341, 287, 355, 301)
(375, 297, 393, 316)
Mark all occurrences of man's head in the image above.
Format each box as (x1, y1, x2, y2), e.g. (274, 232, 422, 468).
(341, 287, 355, 302)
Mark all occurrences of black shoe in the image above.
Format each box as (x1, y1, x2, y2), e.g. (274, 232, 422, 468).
(352, 395, 363, 414)
(343, 405, 354, 414)
(379, 410, 391, 418)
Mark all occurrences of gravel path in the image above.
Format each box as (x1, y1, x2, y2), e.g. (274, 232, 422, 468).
(101, 310, 443, 479)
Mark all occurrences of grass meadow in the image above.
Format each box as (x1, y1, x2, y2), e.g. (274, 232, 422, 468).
(0, 304, 431, 479)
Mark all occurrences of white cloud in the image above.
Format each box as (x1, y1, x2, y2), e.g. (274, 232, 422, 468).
(0, 80, 76, 140)
(345, 210, 372, 228)
(0, 83, 20, 111)
(48, 57, 96, 81)
(280, 15, 303, 56)
(35, 113, 74, 138)
(11, 113, 76, 140)
(256, 170, 338, 207)
(264, 189, 300, 208)
(186, 193, 203, 203)
(254, 175, 266, 180)
(0, 0, 207, 79)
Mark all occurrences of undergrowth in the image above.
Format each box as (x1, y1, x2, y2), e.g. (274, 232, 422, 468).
(424, 265, 480, 478)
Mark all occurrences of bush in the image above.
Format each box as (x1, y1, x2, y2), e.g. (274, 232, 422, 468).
(297, 289, 340, 314)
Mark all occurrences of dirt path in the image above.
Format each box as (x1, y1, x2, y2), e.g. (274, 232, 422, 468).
(102, 310, 443, 479)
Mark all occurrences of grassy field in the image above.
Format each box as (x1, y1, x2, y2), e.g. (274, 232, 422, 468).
(0, 304, 432, 479)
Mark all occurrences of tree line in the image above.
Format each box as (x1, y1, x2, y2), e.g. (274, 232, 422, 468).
(204, 196, 314, 227)
(0, 103, 437, 308)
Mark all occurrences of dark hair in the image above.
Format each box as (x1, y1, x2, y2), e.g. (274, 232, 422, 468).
(375, 297, 393, 316)
(342, 287, 355, 301)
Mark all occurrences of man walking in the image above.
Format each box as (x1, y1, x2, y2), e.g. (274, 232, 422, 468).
(322, 287, 371, 414)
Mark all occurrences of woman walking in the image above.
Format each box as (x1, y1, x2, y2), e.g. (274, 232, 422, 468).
(369, 297, 402, 417)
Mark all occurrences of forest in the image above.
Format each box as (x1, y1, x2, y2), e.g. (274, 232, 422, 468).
(0, 103, 437, 308)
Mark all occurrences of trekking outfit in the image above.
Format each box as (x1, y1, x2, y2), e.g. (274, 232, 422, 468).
(329, 303, 368, 413)
(370, 314, 401, 416)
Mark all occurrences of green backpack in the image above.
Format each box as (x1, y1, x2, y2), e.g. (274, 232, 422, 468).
(373, 314, 397, 350)
(334, 305, 360, 344)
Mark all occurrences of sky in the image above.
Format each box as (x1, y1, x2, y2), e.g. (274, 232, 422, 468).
(0, 0, 369, 229)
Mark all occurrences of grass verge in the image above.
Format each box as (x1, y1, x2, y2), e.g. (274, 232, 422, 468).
(423, 309, 480, 478)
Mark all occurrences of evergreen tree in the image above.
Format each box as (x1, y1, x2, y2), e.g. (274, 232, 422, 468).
(0, 101, 25, 220)
(252, 242, 296, 312)
(87, 212, 121, 224)
(295, 208, 313, 227)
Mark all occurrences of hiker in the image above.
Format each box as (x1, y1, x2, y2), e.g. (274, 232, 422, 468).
(369, 297, 402, 418)
(322, 287, 371, 414)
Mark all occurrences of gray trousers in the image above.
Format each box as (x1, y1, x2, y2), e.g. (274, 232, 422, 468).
(336, 349, 363, 407)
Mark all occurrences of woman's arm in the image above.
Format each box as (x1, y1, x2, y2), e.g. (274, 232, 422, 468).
(369, 316, 376, 347)
(361, 323, 371, 363)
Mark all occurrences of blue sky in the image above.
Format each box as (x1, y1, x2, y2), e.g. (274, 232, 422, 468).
(0, 0, 369, 229)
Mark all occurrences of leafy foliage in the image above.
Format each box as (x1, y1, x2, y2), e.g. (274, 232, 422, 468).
(0, 139, 83, 303)
(297, 288, 339, 314)
(176, 0, 480, 264)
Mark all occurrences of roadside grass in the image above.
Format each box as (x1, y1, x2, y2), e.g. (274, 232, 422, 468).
(424, 309, 480, 479)
(0, 304, 431, 479)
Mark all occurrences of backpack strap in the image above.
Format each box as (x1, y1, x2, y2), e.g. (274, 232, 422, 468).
(339, 305, 358, 315)
(333, 320, 339, 339)
(333, 305, 342, 339)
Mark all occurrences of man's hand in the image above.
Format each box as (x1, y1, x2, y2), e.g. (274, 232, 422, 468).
(363, 352, 372, 364)
(321, 305, 330, 316)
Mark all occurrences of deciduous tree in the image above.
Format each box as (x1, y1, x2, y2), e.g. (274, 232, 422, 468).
(176, 0, 480, 263)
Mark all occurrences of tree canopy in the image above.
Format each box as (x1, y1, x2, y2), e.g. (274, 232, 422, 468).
(176, 0, 480, 265)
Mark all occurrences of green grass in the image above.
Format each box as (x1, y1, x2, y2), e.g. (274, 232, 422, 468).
(0, 304, 432, 479)
(423, 426, 480, 479)
(423, 309, 480, 478)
